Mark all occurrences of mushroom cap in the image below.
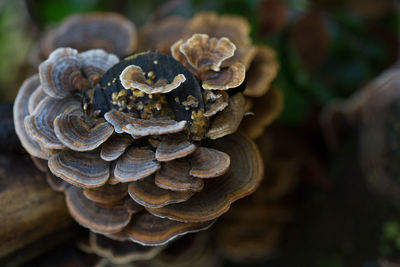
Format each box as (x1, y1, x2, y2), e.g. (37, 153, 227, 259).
(54, 114, 114, 151)
(80, 49, 119, 84)
(87, 232, 164, 264)
(155, 133, 197, 162)
(128, 175, 194, 208)
(123, 212, 215, 246)
(27, 86, 46, 115)
(240, 88, 283, 139)
(13, 75, 50, 159)
(243, 45, 279, 97)
(138, 16, 188, 54)
(179, 34, 236, 72)
(222, 45, 257, 70)
(171, 40, 199, 75)
(201, 62, 246, 90)
(186, 12, 255, 69)
(114, 146, 161, 182)
(171, 35, 246, 90)
(155, 159, 204, 192)
(83, 183, 128, 204)
(188, 147, 230, 179)
(65, 186, 131, 234)
(40, 12, 137, 59)
(204, 91, 229, 117)
(39, 47, 83, 99)
(105, 110, 187, 137)
(48, 150, 110, 188)
(206, 93, 246, 139)
(100, 134, 133, 161)
(147, 132, 263, 222)
(25, 96, 81, 150)
(120, 64, 186, 94)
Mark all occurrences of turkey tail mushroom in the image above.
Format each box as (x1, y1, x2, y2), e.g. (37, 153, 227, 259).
(40, 12, 137, 59)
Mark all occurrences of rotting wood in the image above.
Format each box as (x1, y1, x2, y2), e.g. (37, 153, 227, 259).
(0, 151, 73, 258)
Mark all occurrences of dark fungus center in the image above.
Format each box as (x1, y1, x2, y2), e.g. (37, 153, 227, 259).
(92, 51, 205, 123)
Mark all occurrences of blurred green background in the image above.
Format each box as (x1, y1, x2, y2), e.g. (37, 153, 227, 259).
(0, 0, 398, 266)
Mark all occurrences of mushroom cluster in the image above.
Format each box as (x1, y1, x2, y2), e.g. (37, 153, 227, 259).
(14, 12, 266, 249)
(38, 12, 281, 141)
(139, 12, 281, 139)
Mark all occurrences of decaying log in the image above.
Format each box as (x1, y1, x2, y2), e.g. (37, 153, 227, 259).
(0, 101, 75, 264)
(0, 152, 73, 258)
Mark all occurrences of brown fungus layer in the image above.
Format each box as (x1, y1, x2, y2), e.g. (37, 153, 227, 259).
(48, 150, 110, 188)
(123, 212, 215, 246)
(25, 96, 82, 150)
(114, 147, 161, 182)
(83, 183, 128, 205)
(171, 34, 246, 91)
(155, 133, 197, 162)
(40, 12, 137, 59)
(135, 12, 280, 140)
(128, 176, 195, 209)
(155, 158, 204, 192)
(66, 186, 132, 234)
(13, 10, 275, 249)
(13, 75, 51, 159)
(54, 114, 114, 151)
(147, 133, 263, 222)
(186, 12, 255, 69)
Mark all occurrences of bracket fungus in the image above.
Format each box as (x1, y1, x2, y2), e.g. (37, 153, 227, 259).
(13, 11, 280, 257)
(139, 11, 280, 139)
(171, 34, 246, 90)
(40, 12, 137, 60)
